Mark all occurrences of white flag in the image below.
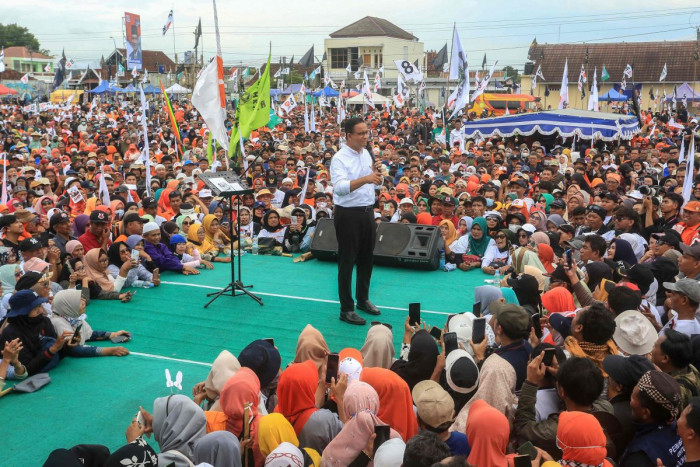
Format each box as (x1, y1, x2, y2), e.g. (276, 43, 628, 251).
(353, 70, 361, 80)
(132, 67, 138, 78)
(280, 93, 297, 114)
(378, 66, 384, 74)
(448, 32, 470, 120)
(98, 168, 111, 207)
(0, 48, 4, 73)
(395, 59, 422, 83)
(532, 65, 544, 90)
(558, 59, 569, 109)
(191, 57, 229, 149)
(20, 74, 29, 84)
(587, 67, 599, 112)
(228, 67, 238, 82)
(682, 136, 695, 205)
(471, 61, 497, 103)
(337, 94, 345, 125)
(623, 64, 633, 79)
(362, 70, 375, 108)
(346, 63, 352, 73)
(274, 68, 281, 78)
(660, 63, 667, 82)
(393, 92, 405, 108)
(577, 64, 586, 91)
(44, 63, 51, 73)
(162, 9, 173, 36)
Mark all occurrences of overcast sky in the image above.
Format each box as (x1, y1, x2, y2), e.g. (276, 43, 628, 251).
(4, 0, 699, 71)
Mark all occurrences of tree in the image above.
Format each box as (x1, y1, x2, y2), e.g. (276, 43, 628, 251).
(0, 23, 46, 54)
(502, 66, 521, 84)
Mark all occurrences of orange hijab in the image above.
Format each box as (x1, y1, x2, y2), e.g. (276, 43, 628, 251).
(416, 212, 433, 225)
(219, 367, 264, 466)
(467, 400, 516, 467)
(360, 367, 419, 441)
(275, 360, 318, 435)
(537, 243, 555, 273)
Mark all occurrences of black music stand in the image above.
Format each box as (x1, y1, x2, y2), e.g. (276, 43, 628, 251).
(197, 171, 263, 308)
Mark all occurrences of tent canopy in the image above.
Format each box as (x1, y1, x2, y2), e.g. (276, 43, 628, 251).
(282, 84, 304, 95)
(599, 89, 628, 102)
(666, 82, 700, 102)
(0, 84, 18, 96)
(165, 83, 191, 94)
(346, 92, 390, 105)
(142, 84, 162, 94)
(461, 109, 640, 141)
(312, 86, 339, 97)
(88, 81, 123, 94)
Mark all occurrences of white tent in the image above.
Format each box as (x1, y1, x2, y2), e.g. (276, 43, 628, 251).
(346, 92, 390, 105)
(165, 83, 192, 94)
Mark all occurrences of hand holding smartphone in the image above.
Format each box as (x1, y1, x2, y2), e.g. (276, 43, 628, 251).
(409, 303, 421, 327)
(443, 332, 458, 355)
(373, 425, 390, 454)
(471, 317, 486, 344)
(325, 353, 339, 384)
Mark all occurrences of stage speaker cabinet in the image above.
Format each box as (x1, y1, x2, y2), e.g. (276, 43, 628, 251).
(373, 223, 442, 270)
(310, 218, 338, 261)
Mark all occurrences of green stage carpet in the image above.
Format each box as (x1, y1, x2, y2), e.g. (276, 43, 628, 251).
(2, 254, 488, 466)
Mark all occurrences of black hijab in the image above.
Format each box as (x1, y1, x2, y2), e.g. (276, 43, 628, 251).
(107, 242, 128, 268)
(262, 210, 283, 232)
(282, 188, 302, 208)
(390, 329, 439, 391)
(585, 261, 613, 292)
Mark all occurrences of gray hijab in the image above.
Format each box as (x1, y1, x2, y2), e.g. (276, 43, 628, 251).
(153, 394, 207, 466)
(474, 285, 504, 316)
(547, 214, 566, 229)
(193, 431, 242, 467)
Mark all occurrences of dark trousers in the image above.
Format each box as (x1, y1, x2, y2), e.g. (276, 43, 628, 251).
(334, 205, 375, 312)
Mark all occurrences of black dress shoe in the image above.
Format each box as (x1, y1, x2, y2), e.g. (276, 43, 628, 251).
(356, 300, 381, 315)
(340, 311, 366, 325)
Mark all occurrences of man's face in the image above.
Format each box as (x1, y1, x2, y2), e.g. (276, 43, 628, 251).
(605, 179, 619, 192)
(156, 167, 166, 178)
(144, 230, 161, 245)
(678, 254, 700, 277)
(550, 206, 566, 217)
(54, 221, 72, 237)
(440, 161, 451, 172)
(579, 241, 597, 262)
(661, 197, 678, 214)
(683, 210, 700, 226)
(539, 170, 552, 182)
(170, 195, 182, 212)
(89, 221, 107, 237)
(585, 213, 603, 230)
(472, 201, 485, 215)
(8, 219, 23, 235)
(600, 198, 617, 213)
(400, 203, 413, 214)
(258, 194, 272, 208)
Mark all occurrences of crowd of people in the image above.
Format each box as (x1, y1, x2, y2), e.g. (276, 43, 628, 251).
(0, 90, 700, 466)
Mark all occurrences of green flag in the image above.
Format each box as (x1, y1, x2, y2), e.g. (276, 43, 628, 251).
(229, 48, 272, 155)
(601, 66, 609, 82)
(266, 108, 282, 129)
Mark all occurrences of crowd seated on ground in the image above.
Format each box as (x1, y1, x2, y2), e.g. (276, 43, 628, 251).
(1, 93, 700, 466)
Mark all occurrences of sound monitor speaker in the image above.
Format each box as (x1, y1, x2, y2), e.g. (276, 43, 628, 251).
(310, 218, 338, 261)
(372, 223, 442, 270)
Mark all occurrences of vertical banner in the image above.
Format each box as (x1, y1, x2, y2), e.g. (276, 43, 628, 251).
(125, 12, 143, 70)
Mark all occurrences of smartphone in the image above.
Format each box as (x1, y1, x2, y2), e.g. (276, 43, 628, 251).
(472, 302, 481, 318)
(71, 323, 83, 343)
(565, 248, 573, 268)
(291, 216, 298, 225)
(409, 302, 421, 327)
(532, 314, 542, 339)
(136, 410, 145, 429)
(429, 326, 442, 340)
(542, 348, 556, 367)
(517, 441, 538, 460)
(513, 454, 532, 467)
(472, 317, 486, 344)
(263, 338, 275, 346)
(443, 332, 458, 355)
(373, 425, 391, 454)
(325, 353, 339, 384)
(384, 203, 391, 211)
(131, 249, 140, 262)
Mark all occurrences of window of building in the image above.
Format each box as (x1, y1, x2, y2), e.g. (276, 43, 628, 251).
(363, 54, 371, 66)
(349, 47, 359, 70)
(330, 48, 347, 69)
(374, 54, 381, 68)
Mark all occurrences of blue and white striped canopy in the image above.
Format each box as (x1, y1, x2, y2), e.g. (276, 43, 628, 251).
(461, 109, 640, 141)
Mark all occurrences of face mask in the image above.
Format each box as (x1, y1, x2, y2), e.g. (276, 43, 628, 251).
(509, 224, 520, 233)
(317, 202, 327, 209)
(34, 189, 44, 196)
(486, 198, 494, 207)
(114, 209, 124, 219)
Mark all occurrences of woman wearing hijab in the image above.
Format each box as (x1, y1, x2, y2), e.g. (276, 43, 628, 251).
(106, 242, 155, 288)
(192, 350, 241, 410)
(126, 235, 157, 273)
(360, 367, 419, 441)
(283, 208, 315, 253)
(474, 285, 505, 316)
(276, 360, 342, 454)
(33, 195, 54, 216)
(209, 200, 231, 226)
(536, 193, 554, 214)
(360, 323, 396, 369)
(50, 289, 129, 357)
(546, 214, 566, 232)
(219, 367, 264, 466)
(104, 437, 158, 467)
(257, 414, 321, 467)
(265, 442, 306, 467)
(466, 400, 517, 467)
(451, 354, 517, 433)
(237, 207, 261, 242)
(193, 431, 242, 467)
(65, 240, 84, 260)
(416, 212, 433, 225)
(83, 197, 102, 216)
(529, 209, 548, 232)
(294, 324, 330, 372)
(391, 329, 439, 391)
(584, 261, 613, 294)
(144, 394, 207, 467)
(258, 210, 286, 246)
(512, 247, 548, 276)
(608, 237, 638, 265)
(541, 287, 576, 314)
(82, 249, 134, 302)
(321, 381, 401, 466)
(500, 287, 520, 305)
(539, 411, 613, 467)
(481, 229, 513, 275)
(202, 214, 232, 258)
(72, 214, 89, 238)
(161, 221, 180, 244)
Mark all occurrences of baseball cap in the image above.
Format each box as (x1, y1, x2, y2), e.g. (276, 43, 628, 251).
(412, 380, 455, 428)
(253, 201, 266, 210)
(663, 278, 700, 303)
(490, 302, 531, 338)
(603, 354, 655, 388)
(256, 189, 272, 198)
(199, 189, 213, 198)
(399, 197, 414, 206)
(548, 313, 573, 338)
(680, 243, 700, 260)
(7, 290, 49, 318)
(612, 310, 658, 355)
(445, 349, 479, 394)
(685, 201, 700, 213)
(49, 211, 70, 231)
(550, 199, 566, 210)
(142, 222, 160, 235)
(442, 195, 457, 206)
(14, 209, 36, 224)
(123, 212, 148, 224)
(586, 204, 607, 219)
(651, 230, 681, 250)
(89, 210, 109, 223)
(0, 214, 17, 229)
(546, 265, 571, 285)
(19, 237, 42, 252)
(621, 263, 654, 295)
(142, 197, 158, 209)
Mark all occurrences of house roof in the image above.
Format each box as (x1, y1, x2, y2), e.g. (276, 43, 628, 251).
(527, 39, 699, 83)
(112, 48, 176, 72)
(329, 16, 417, 41)
(0, 68, 24, 80)
(3, 46, 52, 60)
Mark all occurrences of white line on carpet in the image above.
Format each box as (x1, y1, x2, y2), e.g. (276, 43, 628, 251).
(161, 281, 451, 316)
(129, 351, 212, 367)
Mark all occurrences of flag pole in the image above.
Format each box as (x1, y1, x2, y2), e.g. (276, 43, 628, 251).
(445, 23, 455, 108)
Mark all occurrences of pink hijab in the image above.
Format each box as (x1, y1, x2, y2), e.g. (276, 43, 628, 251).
(321, 381, 401, 466)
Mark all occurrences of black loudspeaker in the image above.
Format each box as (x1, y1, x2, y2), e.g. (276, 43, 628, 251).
(310, 218, 338, 261)
(373, 223, 442, 270)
